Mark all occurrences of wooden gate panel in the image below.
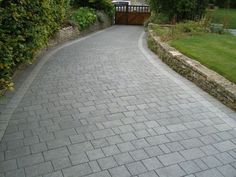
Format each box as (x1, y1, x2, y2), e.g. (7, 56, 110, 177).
(115, 4, 150, 25)
(115, 12, 128, 25)
(128, 12, 150, 25)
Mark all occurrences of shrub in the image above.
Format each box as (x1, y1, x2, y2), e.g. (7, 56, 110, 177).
(151, 20, 210, 41)
(71, 0, 114, 17)
(0, 0, 68, 95)
(70, 7, 97, 30)
(147, 0, 208, 22)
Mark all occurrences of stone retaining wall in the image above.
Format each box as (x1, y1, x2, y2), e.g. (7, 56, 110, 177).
(147, 24, 236, 110)
(48, 14, 112, 48)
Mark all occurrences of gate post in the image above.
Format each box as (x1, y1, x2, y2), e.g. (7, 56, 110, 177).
(126, 3, 129, 25)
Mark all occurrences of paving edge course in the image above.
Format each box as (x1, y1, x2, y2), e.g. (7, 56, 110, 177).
(0, 16, 113, 141)
(147, 23, 236, 111)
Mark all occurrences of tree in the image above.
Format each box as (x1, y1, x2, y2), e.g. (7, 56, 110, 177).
(147, 0, 209, 22)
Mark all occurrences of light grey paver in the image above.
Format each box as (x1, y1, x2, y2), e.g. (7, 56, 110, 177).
(109, 166, 131, 177)
(155, 164, 186, 177)
(126, 161, 147, 175)
(158, 152, 185, 166)
(0, 26, 236, 177)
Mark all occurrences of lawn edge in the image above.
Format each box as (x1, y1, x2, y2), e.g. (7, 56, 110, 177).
(147, 23, 236, 111)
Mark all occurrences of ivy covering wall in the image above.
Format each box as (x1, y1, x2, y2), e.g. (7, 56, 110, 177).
(0, 0, 69, 94)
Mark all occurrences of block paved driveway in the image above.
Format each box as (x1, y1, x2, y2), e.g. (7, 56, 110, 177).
(1, 26, 236, 177)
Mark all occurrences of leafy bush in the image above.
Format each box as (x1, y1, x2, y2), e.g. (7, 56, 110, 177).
(70, 7, 97, 30)
(0, 0, 68, 94)
(147, 0, 208, 22)
(71, 0, 114, 17)
(213, 0, 236, 8)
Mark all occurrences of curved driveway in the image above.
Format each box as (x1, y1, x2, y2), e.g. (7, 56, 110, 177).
(0, 26, 236, 177)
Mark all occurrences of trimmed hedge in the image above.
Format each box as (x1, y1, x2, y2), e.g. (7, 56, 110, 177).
(0, 0, 68, 94)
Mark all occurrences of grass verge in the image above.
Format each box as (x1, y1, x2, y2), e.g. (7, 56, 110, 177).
(151, 24, 236, 83)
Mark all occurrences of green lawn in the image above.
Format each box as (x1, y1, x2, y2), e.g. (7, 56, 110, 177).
(207, 8, 236, 29)
(170, 33, 236, 83)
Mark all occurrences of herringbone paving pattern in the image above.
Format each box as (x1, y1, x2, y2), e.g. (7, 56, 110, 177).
(0, 26, 236, 177)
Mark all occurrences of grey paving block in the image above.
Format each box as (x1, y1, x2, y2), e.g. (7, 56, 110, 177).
(97, 156, 117, 170)
(144, 145, 163, 157)
(126, 161, 147, 176)
(201, 156, 222, 168)
(30, 143, 47, 154)
(158, 152, 185, 166)
(89, 161, 101, 173)
(179, 161, 201, 174)
(142, 157, 163, 170)
(5, 168, 25, 177)
(130, 149, 149, 161)
(166, 142, 184, 152)
(46, 138, 71, 149)
(146, 135, 170, 145)
(215, 152, 235, 164)
(69, 134, 86, 144)
(200, 145, 219, 155)
(117, 142, 135, 152)
(68, 142, 93, 154)
(166, 124, 187, 132)
(84, 171, 111, 177)
(69, 152, 89, 165)
(114, 152, 134, 165)
(25, 162, 53, 177)
(102, 145, 120, 156)
(5, 146, 31, 160)
(106, 135, 123, 145)
(213, 140, 236, 152)
(131, 139, 149, 149)
(109, 166, 131, 177)
(91, 138, 108, 148)
(17, 153, 44, 168)
(43, 171, 63, 177)
(155, 164, 186, 177)
(195, 168, 224, 177)
(86, 148, 105, 161)
(62, 163, 92, 177)
(138, 171, 159, 177)
(180, 138, 204, 149)
(43, 147, 69, 161)
(180, 148, 205, 160)
(217, 164, 236, 177)
(52, 156, 71, 170)
(120, 132, 137, 141)
(0, 159, 17, 173)
(92, 129, 115, 139)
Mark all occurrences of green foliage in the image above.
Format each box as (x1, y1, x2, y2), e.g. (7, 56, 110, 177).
(207, 8, 236, 29)
(70, 7, 97, 30)
(71, 0, 114, 17)
(0, 0, 68, 95)
(213, 0, 236, 8)
(147, 0, 208, 22)
(151, 20, 210, 41)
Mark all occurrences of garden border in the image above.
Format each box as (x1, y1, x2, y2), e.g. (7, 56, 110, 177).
(147, 23, 236, 111)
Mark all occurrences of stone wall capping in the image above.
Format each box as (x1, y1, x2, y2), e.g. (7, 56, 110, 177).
(147, 23, 236, 110)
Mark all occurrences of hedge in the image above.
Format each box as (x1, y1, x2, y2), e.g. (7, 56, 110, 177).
(0, 0, 69, 94)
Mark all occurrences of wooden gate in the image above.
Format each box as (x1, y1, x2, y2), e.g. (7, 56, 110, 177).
(115, 3, 151, 25)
